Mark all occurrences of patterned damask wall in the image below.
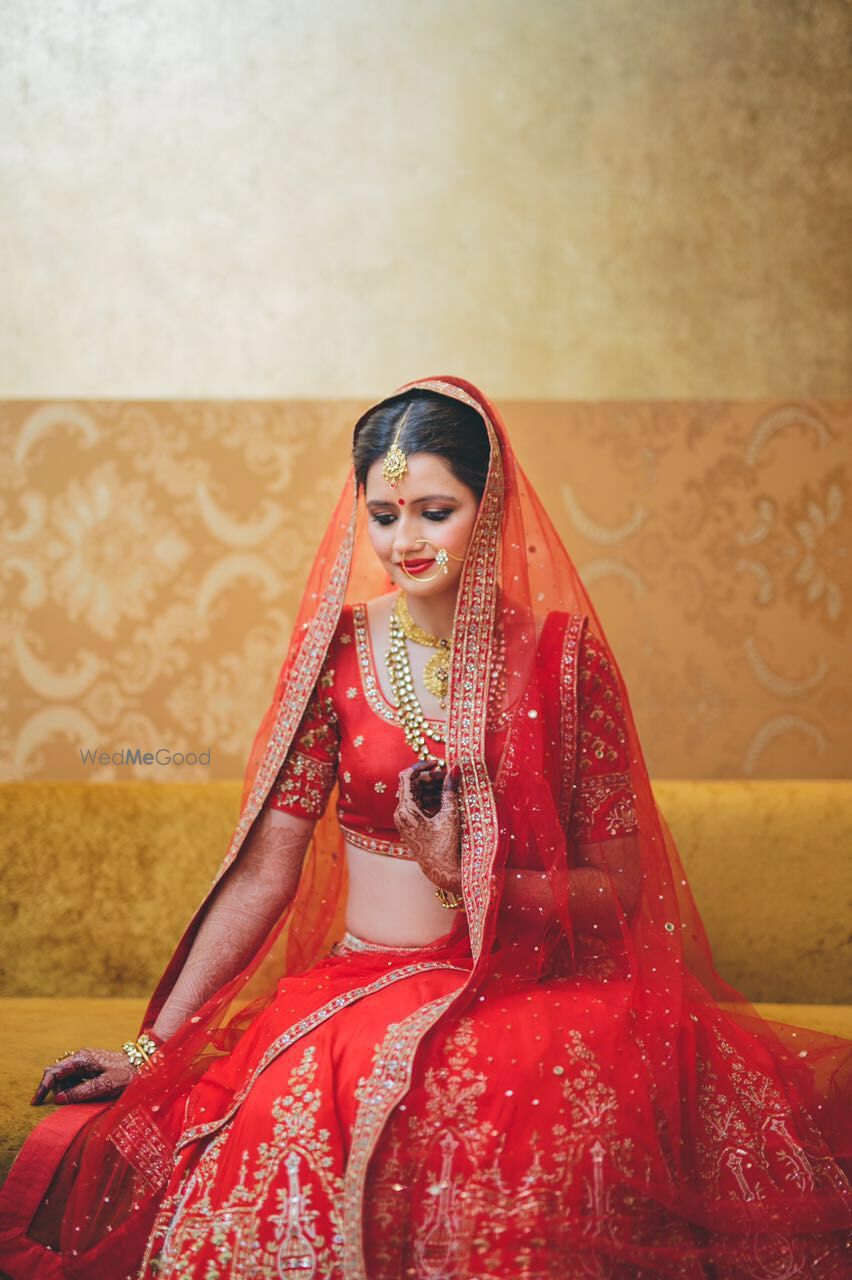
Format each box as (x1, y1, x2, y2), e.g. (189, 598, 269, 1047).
(1, 400, 848, 781)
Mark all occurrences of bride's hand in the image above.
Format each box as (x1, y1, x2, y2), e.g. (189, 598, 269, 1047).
(31, 1048, 137, 1106)
(394, 762, 463, 895)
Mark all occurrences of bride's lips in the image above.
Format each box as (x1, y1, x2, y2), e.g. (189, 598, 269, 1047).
(399, 558, 434, 575)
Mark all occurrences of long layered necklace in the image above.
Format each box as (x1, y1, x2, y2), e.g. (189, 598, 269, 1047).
(385, 592, 449, 767)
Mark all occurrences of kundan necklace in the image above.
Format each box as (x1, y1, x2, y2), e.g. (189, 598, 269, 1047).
(385, 592, 450, 766)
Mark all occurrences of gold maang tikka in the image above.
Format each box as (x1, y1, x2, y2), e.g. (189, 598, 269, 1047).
(381, 404, 414, 488)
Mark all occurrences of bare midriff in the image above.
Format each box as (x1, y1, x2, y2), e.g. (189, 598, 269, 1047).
(341, 840, 567, 951)
(343, 839, 459, 946)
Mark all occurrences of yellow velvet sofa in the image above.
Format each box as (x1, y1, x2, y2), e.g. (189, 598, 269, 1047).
(1, 779, 850, 1181)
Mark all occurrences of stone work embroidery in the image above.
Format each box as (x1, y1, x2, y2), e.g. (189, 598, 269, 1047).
(337, 821, 414, 861)
(366, 1015, 645, 1278)
(342, 992, 463, 1279)
(271, 749, 337, 818)
(143, 1044, 345, 1279)
(268, 658, 340, 820)
(569, 628, 639, 843)
(176, 961, 468, 1156)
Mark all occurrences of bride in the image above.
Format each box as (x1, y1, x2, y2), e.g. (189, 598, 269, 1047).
(2, 376, 850, 1278)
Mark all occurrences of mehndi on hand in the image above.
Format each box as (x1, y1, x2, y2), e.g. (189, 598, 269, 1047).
(31, 1047, 138, 1106)
(394, 761, 463, 895)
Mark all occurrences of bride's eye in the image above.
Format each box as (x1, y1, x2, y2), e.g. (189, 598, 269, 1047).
(370, 509, 455, 524)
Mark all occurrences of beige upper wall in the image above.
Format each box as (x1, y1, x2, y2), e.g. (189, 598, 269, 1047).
(2, 0, 850, 399)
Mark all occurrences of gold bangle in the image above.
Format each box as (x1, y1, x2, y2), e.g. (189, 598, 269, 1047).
(435, 886, 465, 910)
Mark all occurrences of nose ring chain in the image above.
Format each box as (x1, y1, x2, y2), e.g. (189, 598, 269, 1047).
(400, 539, 465, 583)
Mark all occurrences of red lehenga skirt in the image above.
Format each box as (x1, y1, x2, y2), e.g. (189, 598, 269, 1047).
(2, 915, 851, 1280)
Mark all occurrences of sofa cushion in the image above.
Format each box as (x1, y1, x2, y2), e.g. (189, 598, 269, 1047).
(653, 780, 852, 1003)
(0, 781, 242, 997)
(2, 780, 850, 1003)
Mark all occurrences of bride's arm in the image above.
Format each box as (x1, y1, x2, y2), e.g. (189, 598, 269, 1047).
(151, 807, 314, 1041)
(559, 623, 644, 935)
(154, 644, 343, 1042)
(31, 807, 315, 1105)
(500, 834, 642, 938)
(33, 650, 341, 1106)
(499, 620, 644, 937)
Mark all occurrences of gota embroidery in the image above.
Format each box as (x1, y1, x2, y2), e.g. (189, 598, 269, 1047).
(366, 1015, 642, 1279)
(338, 822, 416, 861)
(144, 1045, 346, 1279)
(342, 992, 463, 1279)
(569, 628, 639, 843)
(176, 961, 468, 1156)
(268, 657, 340, 821)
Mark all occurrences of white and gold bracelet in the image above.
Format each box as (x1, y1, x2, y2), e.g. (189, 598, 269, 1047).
(121, 1031, 159, 1069)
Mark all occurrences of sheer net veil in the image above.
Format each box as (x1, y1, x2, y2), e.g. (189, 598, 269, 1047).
(7, 375, 851, 1274)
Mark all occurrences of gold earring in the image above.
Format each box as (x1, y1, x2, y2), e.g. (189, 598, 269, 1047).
(400, 539, 465, 582)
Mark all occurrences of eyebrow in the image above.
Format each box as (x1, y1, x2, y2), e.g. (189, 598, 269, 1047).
(365, 493, 459, 509)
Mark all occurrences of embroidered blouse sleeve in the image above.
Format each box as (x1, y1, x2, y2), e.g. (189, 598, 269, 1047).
(567, 628, 638, 844)
(267, 653, 340, 820)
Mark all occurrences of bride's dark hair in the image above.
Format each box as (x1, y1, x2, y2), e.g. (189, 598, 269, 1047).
(352, 388, 490, 501)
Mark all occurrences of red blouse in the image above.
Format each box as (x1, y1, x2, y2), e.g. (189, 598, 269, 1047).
(267, 602, 637, 858)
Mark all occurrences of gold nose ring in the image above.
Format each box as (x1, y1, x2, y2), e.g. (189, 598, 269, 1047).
(400, 539, 465, 582)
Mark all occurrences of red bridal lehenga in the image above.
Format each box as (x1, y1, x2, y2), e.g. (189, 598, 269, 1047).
(1, 376, 850, 1280)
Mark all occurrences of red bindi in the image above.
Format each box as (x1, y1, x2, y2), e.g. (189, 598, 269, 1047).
(397, 498, 405, 505)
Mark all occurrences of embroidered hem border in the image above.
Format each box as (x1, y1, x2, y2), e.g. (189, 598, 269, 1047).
(173, 959, 469, 1157)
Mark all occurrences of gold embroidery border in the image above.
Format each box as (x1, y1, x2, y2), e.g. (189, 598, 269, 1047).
(109, 1105, 174, 1193)
(419, 383, 505, 952)
(342, 991, 459, 1277)
(222, 497, 356, 872)
(558, 612, 587, 828)
(339, 822, 416, 861)
(174, 959, 468, 1155)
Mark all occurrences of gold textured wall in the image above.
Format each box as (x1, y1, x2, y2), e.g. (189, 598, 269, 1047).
(1, 0, 850, 398)
(2, 399, 849, 781)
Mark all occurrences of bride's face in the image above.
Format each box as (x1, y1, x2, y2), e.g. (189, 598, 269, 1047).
(364, 451, 480, 598)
